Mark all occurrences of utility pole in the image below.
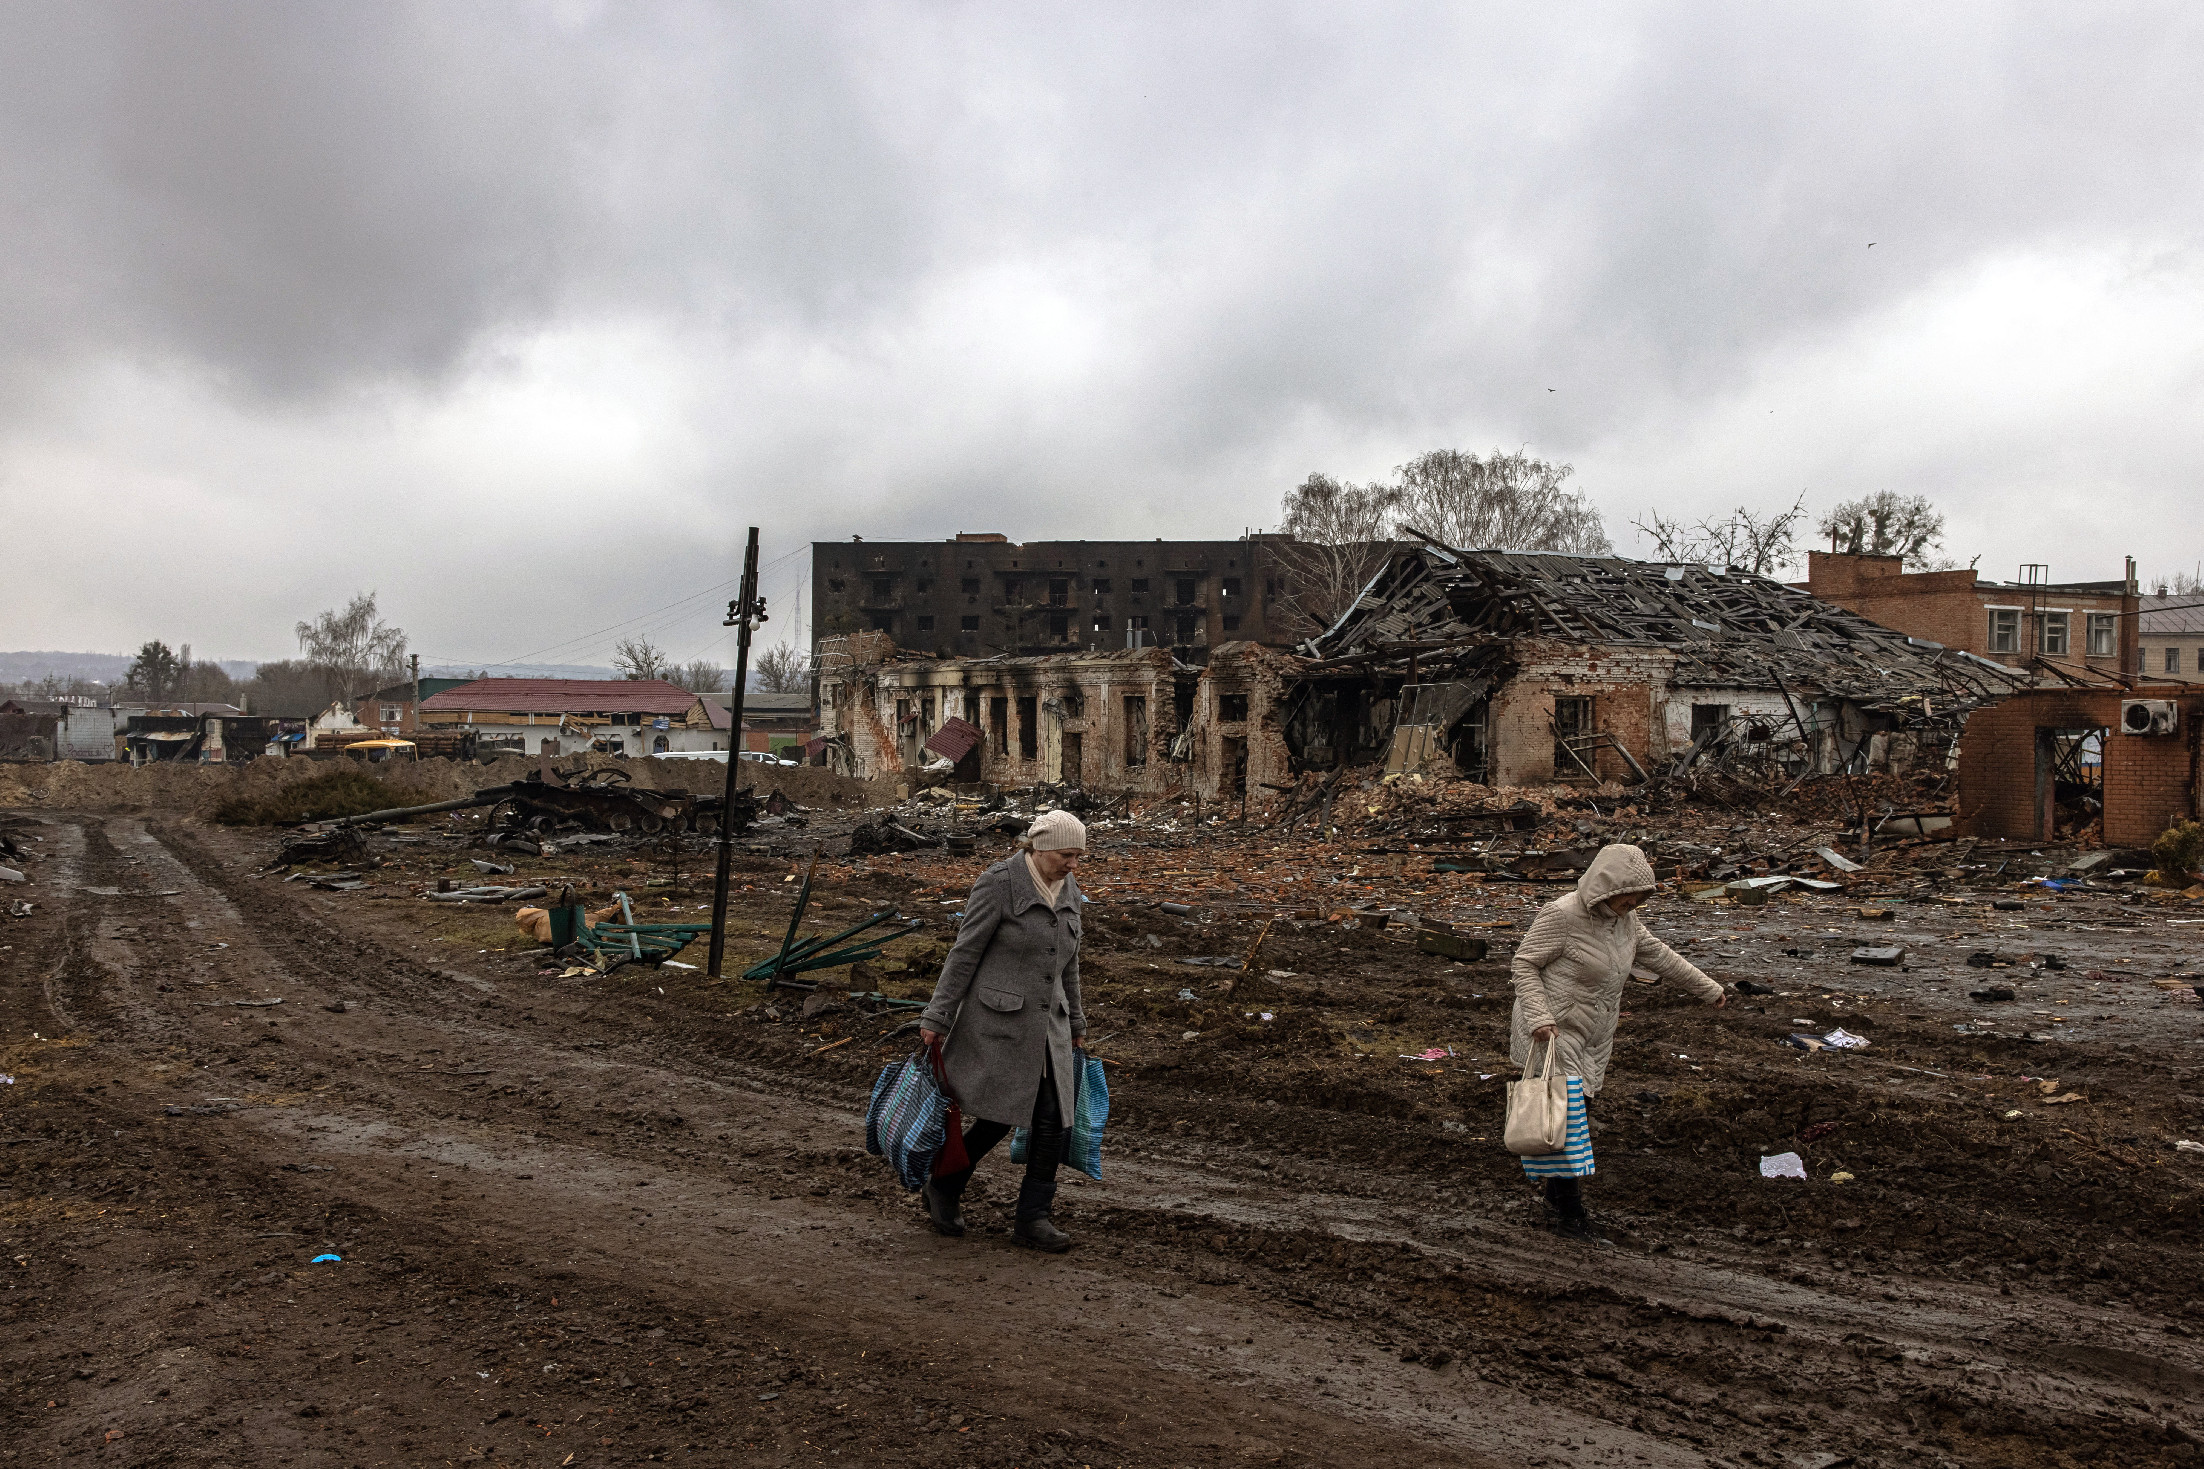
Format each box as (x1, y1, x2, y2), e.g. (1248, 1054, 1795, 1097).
(409, 652, 421, 735)
(707, 528, 767, 979)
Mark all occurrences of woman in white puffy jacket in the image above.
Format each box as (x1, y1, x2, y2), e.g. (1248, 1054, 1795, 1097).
(1509, 844, 1726, 1240)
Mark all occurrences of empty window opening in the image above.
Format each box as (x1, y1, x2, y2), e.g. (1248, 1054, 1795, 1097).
(1123, 695, 1148, 768)
(1018, 696, 1039, 760)
(1218, 692, 1249, 722)
(990, 697, 1009, 755)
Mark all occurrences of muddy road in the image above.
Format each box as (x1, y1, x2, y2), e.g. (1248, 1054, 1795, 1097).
(2, 811, 2201, 1467)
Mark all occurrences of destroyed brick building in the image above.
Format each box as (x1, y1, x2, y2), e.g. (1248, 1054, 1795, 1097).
(1956, 685, 2204, 845)
(815, 539, 2032, 803)
(1280, 541, 2025, 788)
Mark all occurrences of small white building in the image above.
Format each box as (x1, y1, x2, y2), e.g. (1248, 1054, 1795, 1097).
(417, 678, 723, 757)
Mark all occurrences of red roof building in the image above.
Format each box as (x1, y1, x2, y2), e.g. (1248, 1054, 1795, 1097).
(420, 678, 701, 716)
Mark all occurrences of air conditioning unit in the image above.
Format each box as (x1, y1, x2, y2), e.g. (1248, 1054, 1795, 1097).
(2120, 699, 2179, 736)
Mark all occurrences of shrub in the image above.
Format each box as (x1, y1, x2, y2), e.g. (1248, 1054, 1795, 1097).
(212, 768, 402, 826)
(2152, 819, 2204, 879)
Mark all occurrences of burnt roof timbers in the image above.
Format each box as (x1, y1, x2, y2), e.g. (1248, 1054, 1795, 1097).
(1313, 543, 2021, 714)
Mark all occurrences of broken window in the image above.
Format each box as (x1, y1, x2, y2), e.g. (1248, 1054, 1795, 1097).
(1130, 578, 1149, 594)
(1124, 695, 1148, 767)
(896, 699, 910, 725)
(1174, 613, 1197, 643)
(828, 578, 845, 592)
(1049, 613, 1070, 640)
(921, 697, 934, 727)
(1092, 579, 1110, 596)
(961, 615, 979, 632)
(1553, 696, 1594, 777)
(1222, 615, 1241, 632)
(916, 579, 931, 593)
(2086, 612, 2116, 657)
(1988, 608, 2020, 653)
(1049, 579, 1069, 606)
(1219, 692, 1249, 722)
(1221, 577, 1242, 599)
(1018, 696, 1039, 760)
(869, 612, 894, 632)
(991, 697, 1008, 754)
(1062, 690, 1084, 716)
(2040, 611, 2070, 656)
(1092, 614, 1111, 633)
(962, 577, 980, 595)
(1175, 578, 1197, 605)
(916, 615, 935, 632)
(871, 577, 892, 601)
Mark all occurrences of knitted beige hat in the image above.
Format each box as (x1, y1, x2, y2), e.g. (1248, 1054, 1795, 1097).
(1023, 809, 1088, 851)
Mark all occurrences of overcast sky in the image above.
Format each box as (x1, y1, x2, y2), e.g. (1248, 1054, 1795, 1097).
(4, 2, 2201, 671)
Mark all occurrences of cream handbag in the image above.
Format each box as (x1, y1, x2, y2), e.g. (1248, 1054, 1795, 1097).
(1504, 1036, 1570, 1155)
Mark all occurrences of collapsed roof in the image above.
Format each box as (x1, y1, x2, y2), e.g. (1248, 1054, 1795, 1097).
(1309, 538, 2025, 711)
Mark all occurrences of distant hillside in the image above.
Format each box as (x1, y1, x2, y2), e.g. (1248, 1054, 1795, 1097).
(1, 651, 620, 687)
(0, 650, 257, 684)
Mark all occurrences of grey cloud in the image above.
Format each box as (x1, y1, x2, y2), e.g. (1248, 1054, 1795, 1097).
(3, 1, 2201, 659)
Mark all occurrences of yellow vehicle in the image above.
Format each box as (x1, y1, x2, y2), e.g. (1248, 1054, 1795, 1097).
(340, 738, 418, 765)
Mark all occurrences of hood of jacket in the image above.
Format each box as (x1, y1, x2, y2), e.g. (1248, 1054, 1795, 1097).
(1575, 843, 1657, 911)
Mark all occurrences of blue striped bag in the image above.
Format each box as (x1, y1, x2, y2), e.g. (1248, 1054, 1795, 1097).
(864, 1047, 954, 1191)
(1011, 1052, 1110, 1181)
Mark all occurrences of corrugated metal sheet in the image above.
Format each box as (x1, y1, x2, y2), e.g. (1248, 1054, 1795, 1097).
(923, 716, 983, 762)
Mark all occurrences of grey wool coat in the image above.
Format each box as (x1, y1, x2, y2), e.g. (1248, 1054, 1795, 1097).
(920, 856, 1087, 1126)
(1509, 844, 1722, 1097)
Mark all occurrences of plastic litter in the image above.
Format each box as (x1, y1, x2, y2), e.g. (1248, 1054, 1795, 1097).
(1820, 1028, 1870, 1049)
(1759, 1152, 1808, 1179)
(1398, 1047, 1454, 1061)
(310, 1253, 342, 1263)
(2176, 1141, 2204, 1155)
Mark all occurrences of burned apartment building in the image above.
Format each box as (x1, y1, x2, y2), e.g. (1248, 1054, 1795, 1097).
(810, 533, 1308, 662)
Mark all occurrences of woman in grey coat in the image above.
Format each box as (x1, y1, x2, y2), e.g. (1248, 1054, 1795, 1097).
(917, 809, 1088, 1252)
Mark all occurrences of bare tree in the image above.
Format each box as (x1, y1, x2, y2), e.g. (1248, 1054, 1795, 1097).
(239, 659, 336, 718)
(671, 658, 727, 693)
(125, 640, 181, 703)
(1816, 491, 1944, 561)
(612, 636, 672, 681)
(1393, 449, 1612, 556)
(1267, 472, 1403, 637)
(2149, 568, 2203, 596)
(296, 593, 407, 706)
(751, 642, 811, 694)
(1632, 493, 1810, 575)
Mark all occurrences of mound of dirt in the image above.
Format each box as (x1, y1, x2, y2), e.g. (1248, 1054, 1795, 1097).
(0, 752, 892, 818)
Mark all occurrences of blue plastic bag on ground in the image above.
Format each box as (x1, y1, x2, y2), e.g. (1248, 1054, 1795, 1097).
(1011, 1052, 1110, 1181)
(865, 1048, 953, 1191)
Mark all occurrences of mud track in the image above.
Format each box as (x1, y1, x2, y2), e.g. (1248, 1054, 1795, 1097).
(2, 814, 2200, 1467)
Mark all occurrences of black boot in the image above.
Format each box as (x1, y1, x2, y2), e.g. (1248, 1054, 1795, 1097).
(1547, 1178, 1608, 1244)
(1012, 1098, 1071, 1253)
(923, 1170, 969, 1237)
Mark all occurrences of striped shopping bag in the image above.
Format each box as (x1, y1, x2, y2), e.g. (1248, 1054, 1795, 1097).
(864, 1043, 964, 1191)
(1011, 1052, 1110, 1181)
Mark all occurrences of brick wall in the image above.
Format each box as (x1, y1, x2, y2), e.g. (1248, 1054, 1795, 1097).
(1803, 552, 2133, 671)
(1958, 690, 2202, 845)
(1490, 644, 1675, 786)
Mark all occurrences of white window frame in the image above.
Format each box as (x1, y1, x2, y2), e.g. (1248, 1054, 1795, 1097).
(1986, 606, 2021, 654)
(2038, 609, 2071, 656)
(2085, 612, 2116, 658)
